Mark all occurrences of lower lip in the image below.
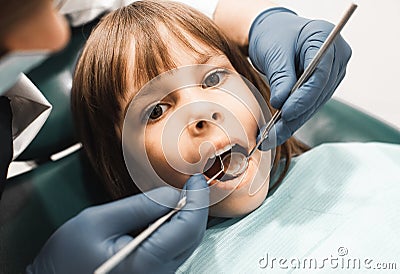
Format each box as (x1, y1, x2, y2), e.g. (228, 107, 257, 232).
(206, 158, 256, 191)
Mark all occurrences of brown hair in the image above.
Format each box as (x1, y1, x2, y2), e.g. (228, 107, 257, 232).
(71, 0, 308, 200)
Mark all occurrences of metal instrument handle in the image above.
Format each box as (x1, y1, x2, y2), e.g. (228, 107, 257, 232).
(248, 3, 357, 158)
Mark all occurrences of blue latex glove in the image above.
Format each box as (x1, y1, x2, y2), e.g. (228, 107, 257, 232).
(249, 7, 352, 148)
(27, 174, 209, 274)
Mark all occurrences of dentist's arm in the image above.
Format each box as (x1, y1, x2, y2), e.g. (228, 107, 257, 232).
(27, 175, 209, 274)
(214, 0, 352, 148)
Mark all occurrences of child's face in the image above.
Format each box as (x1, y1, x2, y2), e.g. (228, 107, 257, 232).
(123, 36, 272, 217)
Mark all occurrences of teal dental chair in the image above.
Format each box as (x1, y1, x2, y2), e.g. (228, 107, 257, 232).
(1, 23, 400, 274)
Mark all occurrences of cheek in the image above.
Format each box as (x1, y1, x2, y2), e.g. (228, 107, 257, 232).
(229, 98, 259, 138)
(144, 127, 166, 172)
(177, 130, 196, 163)
(144, 126, 187, 188)
(217, 82, 260, 134)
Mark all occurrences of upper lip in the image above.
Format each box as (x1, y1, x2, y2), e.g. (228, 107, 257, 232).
(205, 136, 250, 161)
(212, 143, 234, 158)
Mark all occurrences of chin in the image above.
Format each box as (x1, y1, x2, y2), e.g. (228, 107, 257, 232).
(207, 149, 271, 218)
(208, 176, 270, 218)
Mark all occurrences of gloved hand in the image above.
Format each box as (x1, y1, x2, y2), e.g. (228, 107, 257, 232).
(27, 174, 209, 274)
(249, 7, 352, 148)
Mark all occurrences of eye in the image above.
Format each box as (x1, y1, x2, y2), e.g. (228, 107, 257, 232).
(202, 69, 228, 89)
(148, 104, 168, 121)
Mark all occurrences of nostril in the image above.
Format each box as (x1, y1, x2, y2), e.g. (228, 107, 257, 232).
(196, 121, 204, 129)
(212, 112, 221, 120)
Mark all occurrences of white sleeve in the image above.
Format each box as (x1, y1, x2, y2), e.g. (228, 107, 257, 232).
(173, 0, 219, 18)
(55, 0, 138, 26)
(55, 0, 219, 26)
(4, 75, 52, 160)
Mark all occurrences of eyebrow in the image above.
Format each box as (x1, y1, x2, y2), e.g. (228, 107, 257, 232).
(196, 54, 213, 64)
(124, 53, 228, 115)
(195, 53, 228, 65)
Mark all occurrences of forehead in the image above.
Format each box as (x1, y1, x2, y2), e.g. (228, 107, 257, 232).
(126, 22, 225, 94)
(159, 24, 220, 66)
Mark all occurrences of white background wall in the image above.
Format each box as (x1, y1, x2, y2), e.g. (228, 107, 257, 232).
(276, 0, 400, 130)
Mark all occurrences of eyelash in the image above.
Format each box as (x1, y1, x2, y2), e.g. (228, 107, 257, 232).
(143, 103, 169, 123)
(201, 68, 229, 89)
(143, 68, 230, 124)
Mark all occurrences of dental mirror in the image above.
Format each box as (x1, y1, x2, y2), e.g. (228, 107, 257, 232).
(221, 2, 357, 179)
(122, 64, 276, 209)
(221, 107, 278, 178)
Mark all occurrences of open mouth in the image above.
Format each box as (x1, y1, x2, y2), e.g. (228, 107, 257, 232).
(203, 144, 248, 181)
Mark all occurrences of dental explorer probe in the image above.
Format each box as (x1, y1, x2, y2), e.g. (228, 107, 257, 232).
(222, 3, 358, 178)
(94, 156, 223, 274)
(94, 195, 187, 274)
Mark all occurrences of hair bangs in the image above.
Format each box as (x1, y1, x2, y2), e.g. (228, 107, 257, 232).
(131, 21, 221, 94)
(132, 27, 176, 92)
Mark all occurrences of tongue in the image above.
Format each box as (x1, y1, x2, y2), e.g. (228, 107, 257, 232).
(203, 145, 249, 181)
(204, 156, 223, 179)
(203, 149, 231, 180)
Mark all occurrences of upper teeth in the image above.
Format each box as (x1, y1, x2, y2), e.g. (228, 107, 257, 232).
(211, 144, 233, 159)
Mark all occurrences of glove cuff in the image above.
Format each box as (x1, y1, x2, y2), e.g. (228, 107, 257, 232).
(249, 7, 297, 41)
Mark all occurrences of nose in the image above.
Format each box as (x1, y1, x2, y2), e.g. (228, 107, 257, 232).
(187, 102, 224, 136)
